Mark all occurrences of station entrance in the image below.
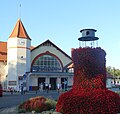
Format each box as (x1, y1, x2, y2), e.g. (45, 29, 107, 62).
(38, 77, 45, 89)
(50, 78, 57, 90)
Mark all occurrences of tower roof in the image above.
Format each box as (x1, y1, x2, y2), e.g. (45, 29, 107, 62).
(9, 18, 31, 40)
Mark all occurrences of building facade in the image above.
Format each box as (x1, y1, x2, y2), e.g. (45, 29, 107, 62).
(27, 40, 73, 90)
(0, 18, 73, 91)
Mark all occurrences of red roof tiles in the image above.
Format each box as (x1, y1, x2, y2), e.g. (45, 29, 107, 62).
(9, 18, 31, 40)
(0, 42, 7, 61)
(0, 42, 35, 62)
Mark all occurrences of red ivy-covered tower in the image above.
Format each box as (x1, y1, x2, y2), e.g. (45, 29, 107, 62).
(56, 29, 120, 114)
(72, 29, 106, 92)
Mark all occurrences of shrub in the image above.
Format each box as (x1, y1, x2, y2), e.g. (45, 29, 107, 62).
(45, 98, 57, 110)
(18, 108, 26, 113)
(18, 96, 57, 113)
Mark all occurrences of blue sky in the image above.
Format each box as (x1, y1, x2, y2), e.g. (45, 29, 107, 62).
(0, 0, 120, 69)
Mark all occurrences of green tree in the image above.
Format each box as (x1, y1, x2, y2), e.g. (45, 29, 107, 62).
(106, 66, 120, 77)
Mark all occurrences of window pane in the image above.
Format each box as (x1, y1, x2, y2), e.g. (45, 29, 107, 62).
(32, 54, 61, 72)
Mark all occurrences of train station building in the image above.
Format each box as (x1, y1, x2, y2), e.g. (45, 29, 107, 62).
(0, 19, 73, 91)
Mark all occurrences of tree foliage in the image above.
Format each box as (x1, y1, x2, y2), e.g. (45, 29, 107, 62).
(106, 66, 120, 77)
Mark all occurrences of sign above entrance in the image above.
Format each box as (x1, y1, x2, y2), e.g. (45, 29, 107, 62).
(8, 81, 16, 86)
(31, 66, 61, 72)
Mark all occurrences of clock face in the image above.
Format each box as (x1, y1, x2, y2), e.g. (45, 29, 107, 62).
(18, 39, 25, 46)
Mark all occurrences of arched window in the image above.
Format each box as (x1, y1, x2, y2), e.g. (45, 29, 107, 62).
(31, 54, 62, 72)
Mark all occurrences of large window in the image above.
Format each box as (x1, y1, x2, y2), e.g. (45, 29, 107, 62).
(32, 54, 62, 72)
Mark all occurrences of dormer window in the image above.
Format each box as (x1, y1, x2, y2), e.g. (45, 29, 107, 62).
(86, 31, 90, 35)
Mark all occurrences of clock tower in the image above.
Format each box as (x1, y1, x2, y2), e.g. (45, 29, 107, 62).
(7, 18, 31, 89)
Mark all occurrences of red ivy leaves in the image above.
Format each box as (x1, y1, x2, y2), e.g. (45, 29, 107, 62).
(56, 47, 120, 114)
(72, 74, 106, 93)
(56, 89, 120, 114)
(72, 47, 106, 79)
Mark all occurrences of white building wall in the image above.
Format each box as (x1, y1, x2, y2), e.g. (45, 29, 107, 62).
(45, 77, 49, 84)
(17, 48, 26, 76)
(7, 37, 31, 89)
(7, 38, 18, 87)
(57, 77, 61, 84)
(68, 77, 73, 86)
(106, 78, 112, 88)
(17, 39, 31, 75)
(29, 77, 37, 86)
(31, 46, 72, 67)
(26, 49, 31, 72)
(26, 39, 31, 72)
(7, 38, 17, 48)
(0, 62, 7, 89)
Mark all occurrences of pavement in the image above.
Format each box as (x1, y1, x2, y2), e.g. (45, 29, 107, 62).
(0, 90, 62, 114)
(0, 88, 119, 114)
(0, 106, 18, 114)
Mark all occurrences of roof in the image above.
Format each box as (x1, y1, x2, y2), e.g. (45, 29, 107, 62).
(67, 63, 74, 68)
(80, 29, 97, 32)
(0, 42, 7, 61)
(9, 18, 31, 40)
(30, 46, 35, 50)
(0, 42, 34, 62)
(31, 39, 72, 60)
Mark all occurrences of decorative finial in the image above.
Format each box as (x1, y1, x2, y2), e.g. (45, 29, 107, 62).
(18, 2, 22, 19)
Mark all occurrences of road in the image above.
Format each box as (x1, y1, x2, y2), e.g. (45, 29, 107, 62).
(0, 90, 61, 111)
(0, 88, 119, 112)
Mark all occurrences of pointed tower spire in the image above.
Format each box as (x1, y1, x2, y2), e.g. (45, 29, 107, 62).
(9, 18, 31, 40)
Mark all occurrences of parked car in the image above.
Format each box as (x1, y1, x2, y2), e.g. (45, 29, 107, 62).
(0, 84, 3, 97)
